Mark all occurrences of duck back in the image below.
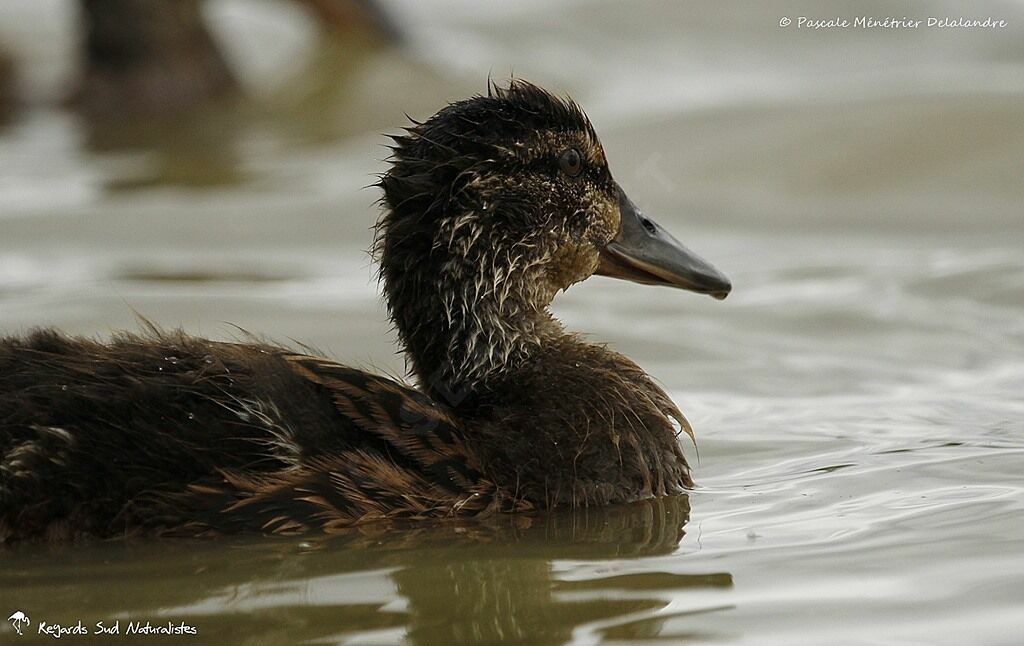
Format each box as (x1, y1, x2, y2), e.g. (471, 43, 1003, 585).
(0, 329, 495, 542)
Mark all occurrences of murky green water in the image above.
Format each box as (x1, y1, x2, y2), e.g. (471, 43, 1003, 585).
(2, 1, 1023, 643)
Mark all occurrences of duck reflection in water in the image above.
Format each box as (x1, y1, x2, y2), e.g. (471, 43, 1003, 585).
(1, 497, 732, 644)
(385, 497, 732, 645)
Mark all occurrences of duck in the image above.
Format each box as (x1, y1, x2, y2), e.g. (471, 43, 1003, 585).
(0, 80, 731, 543)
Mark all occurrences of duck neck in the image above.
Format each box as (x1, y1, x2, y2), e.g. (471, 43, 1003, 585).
(384, 248, 564, 405)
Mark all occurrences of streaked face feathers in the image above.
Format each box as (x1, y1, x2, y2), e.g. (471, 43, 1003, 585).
(375, 80, 628, 386)
(378, 80, 620, 302)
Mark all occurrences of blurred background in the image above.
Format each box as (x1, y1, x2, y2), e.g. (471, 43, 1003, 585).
(1, 1, 1022, 644)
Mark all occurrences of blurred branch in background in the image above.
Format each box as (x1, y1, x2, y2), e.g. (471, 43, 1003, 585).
(0, 48, 14, 123)
(0, 0, 414, 190)
(70, 0, 237, 117)
(69, 0, 399, 118)
(296, 0, 401, 41)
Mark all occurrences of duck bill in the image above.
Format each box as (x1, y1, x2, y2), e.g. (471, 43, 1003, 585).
(596, 186, 732, 299)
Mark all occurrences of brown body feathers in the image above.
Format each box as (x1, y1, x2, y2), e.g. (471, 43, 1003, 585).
(0, 81, 713, 543)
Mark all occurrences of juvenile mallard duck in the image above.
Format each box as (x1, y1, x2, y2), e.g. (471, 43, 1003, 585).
(0, 81, 730, 543)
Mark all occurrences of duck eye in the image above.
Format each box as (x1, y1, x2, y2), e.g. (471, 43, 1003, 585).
(559, 148, 583, 177)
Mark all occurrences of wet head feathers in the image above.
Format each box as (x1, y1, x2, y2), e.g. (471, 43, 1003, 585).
(375, 80, 618, 388)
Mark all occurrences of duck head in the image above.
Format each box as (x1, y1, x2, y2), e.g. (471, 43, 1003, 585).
(377, 80, 730, 392)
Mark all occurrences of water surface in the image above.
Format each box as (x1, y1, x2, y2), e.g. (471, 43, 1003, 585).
(1, 1, 1022, 643)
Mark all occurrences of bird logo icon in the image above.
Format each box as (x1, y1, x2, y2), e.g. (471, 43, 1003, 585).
(7, 611, 30, 636)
